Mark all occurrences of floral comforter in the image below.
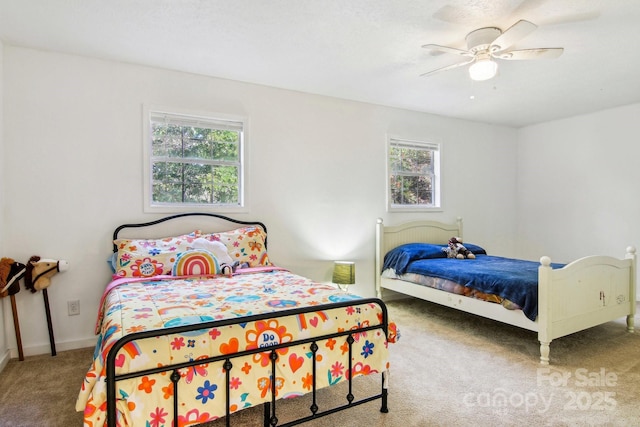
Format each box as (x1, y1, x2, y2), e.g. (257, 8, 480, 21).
(76, 268, 397, 427)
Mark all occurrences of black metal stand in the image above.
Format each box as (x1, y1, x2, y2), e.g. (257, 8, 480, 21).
(42, 288, 56, 356)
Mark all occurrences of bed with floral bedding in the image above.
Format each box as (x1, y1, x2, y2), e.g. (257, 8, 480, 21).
(76, 214, 396, 427)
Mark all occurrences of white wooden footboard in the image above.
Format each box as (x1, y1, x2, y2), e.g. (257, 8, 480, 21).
(537, 248, 636, 364)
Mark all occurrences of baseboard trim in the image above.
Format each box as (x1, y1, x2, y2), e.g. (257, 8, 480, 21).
(381, 288, 410, 302)
(0, 348, 11, 374)
(7, 337, 97, 359)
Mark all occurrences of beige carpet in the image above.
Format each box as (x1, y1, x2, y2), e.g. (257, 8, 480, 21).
(1, 298, 639, 426)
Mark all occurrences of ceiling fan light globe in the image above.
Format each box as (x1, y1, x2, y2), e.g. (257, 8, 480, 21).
(469, 59, 498, 81)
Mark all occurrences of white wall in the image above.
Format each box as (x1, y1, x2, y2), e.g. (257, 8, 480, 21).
(517, 103, 640, 271)
(0, 39, 9, 369)
(1, 46, 518, 356)
(7, 47, 635, 359)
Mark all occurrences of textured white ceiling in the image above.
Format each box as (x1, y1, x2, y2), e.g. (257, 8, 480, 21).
(1, 0, 639, 127)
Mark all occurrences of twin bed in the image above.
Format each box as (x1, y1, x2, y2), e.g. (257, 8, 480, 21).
(375, 217, 636, 365)
(76, 213, 396, 427)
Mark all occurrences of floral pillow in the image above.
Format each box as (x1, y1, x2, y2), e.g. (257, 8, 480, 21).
(199, 226, 271, 267)
(113, 231, 199, 278)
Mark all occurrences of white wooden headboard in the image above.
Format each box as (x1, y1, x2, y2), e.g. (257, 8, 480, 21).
(375, 217, 463, 295)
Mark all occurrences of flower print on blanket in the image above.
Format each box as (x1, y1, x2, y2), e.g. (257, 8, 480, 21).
(76, 269, 396, 427)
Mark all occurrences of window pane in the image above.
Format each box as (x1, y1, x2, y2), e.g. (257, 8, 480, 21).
(214, 182, 239, 204)
(152, 182, 183, 203)
(388, 138, 439, 209)
(389, 146, 402, 172)
(148, 110, 244, 208)
(183, 128, 213, 159)
(152, 162, 183, 183)
(390, 175, 433, 205)
(212, 138, 239, 163)
(414, 175, 433, 205)
(391, 147, 432, 173)
(184, 182, 213, 203)
(213, 165, 239, 204)
(151, 124, 186, 157)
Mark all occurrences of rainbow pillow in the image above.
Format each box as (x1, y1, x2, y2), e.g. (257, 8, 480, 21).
(172, 250, 221, 276)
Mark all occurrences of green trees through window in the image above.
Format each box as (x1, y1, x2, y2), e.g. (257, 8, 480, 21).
(149, 112, 244, 207)
(388, 138, 440, 209)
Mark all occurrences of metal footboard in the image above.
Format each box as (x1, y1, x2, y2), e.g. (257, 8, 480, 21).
(106, 298, 390, 427)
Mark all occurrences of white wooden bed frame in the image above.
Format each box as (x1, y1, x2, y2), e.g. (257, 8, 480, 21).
(375, 218, 637, 364)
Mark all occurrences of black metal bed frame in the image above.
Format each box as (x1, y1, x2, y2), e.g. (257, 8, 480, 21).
(112, 212, 268, 253)
(106, 298, 389, 427)
(104, 213, 390, 426)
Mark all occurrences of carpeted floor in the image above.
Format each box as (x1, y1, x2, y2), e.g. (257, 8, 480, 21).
(0, 346, 89, 426)
(1, 298, 639, 426)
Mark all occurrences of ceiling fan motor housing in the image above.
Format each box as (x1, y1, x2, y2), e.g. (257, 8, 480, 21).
(466, 27, 501, 52)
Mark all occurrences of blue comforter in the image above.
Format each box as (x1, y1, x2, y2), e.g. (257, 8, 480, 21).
(383, 244, 564, 321)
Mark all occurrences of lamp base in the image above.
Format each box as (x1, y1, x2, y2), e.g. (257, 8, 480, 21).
(337, 283, 350, 292)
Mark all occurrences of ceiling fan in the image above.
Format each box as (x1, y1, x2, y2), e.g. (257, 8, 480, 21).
(421, 20, 563, 81)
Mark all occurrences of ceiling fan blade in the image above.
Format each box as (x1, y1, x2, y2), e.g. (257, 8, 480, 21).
(420, 58, 475, 77)
(490, 19, 538, 52)
(493, 47, 564, 60)
(422, 44, 473, 57)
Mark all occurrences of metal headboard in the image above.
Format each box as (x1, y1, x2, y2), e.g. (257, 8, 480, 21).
(112, 212, 267, 253)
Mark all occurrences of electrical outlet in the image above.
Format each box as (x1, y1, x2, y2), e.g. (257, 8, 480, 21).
(68, 300, 80, 316)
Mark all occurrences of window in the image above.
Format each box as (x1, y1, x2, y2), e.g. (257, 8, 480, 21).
(387, 137, 441, 211)
(143, 107, 246, 212)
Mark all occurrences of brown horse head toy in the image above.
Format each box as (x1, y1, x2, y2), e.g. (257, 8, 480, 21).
(24, 256, 69, 293)
(0, 257, 26, 298)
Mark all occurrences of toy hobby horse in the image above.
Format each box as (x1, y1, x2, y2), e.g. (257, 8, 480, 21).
(24, 256, 69, 292)
(0, 258, 27, 360)
(24, 255, 69, 356)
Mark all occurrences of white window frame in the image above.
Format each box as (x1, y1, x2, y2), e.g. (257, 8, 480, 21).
(387, 136, 442, 212)
(143, 105, 249, 213)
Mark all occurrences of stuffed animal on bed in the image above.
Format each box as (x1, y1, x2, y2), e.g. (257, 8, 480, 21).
(443, 237, 476, 259)
(191, 238, 248, 274)
(191, 238, 234, 265)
